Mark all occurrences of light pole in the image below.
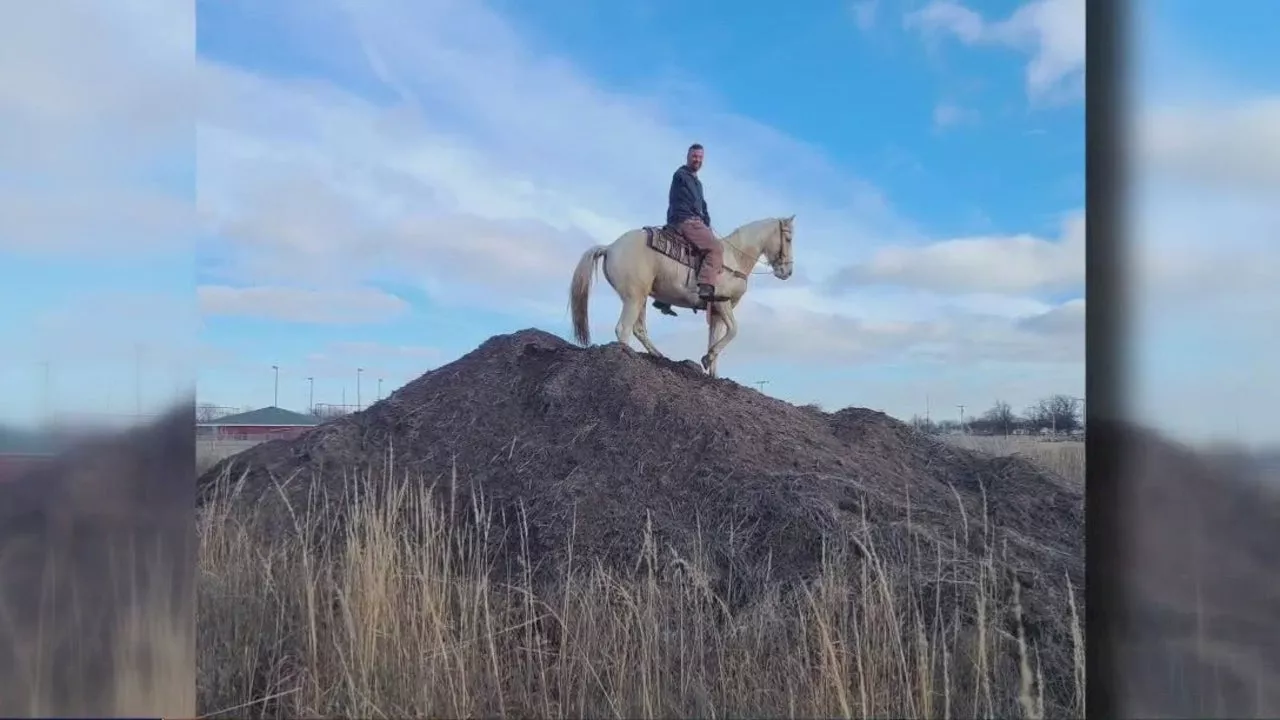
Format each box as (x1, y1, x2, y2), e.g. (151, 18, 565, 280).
(307, 377, 314, 415)
(378, 377, 383, 401)
(754, 379, 769, 393)
(356, 368, 364, 409)
(957, 404, 966, 433)
(272, 365, 279, 407)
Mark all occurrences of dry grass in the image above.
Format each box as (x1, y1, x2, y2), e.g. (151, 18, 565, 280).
(196, 451, 1085, 718)
(197, 438, 264, 475)
(0, 564, 196, 717)
(947, 436, 1085, 488)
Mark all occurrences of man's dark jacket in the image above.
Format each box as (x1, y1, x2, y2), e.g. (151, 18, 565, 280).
(666, 165, 711, 228)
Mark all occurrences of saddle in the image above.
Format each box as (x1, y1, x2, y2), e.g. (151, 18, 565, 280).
(643, 225, 706, 272)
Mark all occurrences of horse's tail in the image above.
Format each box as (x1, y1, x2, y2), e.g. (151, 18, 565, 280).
(570, 245, 608, 346)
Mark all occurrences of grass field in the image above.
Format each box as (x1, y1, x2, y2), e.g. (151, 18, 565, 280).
(948, 436, 1086, 487)
(197, 439, 264, 474)
(190, 438, 1085, 718)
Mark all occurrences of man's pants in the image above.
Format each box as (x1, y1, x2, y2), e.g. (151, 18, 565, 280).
(677, 217, 722, 287)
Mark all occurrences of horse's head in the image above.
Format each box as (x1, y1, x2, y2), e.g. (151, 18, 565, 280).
(768, 215, 795, 280)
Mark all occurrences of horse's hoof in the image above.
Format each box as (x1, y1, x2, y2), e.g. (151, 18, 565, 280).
(653, 301, 678, 317)
(700, 354, 712, 371)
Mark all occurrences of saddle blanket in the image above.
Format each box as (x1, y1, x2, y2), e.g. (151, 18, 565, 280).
(643, 225, 703, 270)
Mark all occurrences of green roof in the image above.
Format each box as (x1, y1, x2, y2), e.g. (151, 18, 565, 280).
(200, 406, 320, 427)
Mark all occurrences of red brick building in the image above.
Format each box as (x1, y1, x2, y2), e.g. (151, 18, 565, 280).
(196, 406, 319, 441)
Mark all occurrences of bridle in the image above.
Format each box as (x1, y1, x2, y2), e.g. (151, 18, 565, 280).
(721, 218, 792, 278)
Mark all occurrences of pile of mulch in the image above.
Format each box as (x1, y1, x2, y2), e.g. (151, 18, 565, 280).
(200, 328, 1086, 705)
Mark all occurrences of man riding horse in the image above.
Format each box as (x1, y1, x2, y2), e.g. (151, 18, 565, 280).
(654, 143, 724, 315)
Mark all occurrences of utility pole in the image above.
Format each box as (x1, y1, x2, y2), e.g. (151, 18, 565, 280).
(306, 377, 314, 415)
(957, 404, 966, 433)
(377, 377, 383, 401)
(41, 361, 50, 422)
(754, 379, 769, 393)
(926, 393, 931, 428)
(271, 365, 279, 407)
(135, 343, 142, 418)
(356, 368, 364, 409)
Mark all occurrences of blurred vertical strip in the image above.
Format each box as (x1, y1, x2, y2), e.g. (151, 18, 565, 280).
(1116, 0, 1280, 716)
(1084, 0, 1128, 717)
(0, 0, 196, 715)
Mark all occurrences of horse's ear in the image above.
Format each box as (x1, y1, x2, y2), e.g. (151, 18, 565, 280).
(787, 214, 795, 223)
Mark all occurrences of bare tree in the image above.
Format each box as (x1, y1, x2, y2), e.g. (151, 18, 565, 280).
(1027, 395, 1081, 434)
(312, 404, 353, 421)
(979, 400, 1018, 436)
(196, 403, 221, 423)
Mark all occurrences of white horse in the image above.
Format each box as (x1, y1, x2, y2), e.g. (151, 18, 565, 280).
(569, 215, 795, 376)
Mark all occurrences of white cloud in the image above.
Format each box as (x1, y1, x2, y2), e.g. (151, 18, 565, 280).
(0, 187, 193, 256)
(905, 0, 1084, 103)
(1138, 99, 1280, 194)
(198, 285, 409, 325)
(932, 101, 979, 129)
(827, 210, 1084, 295)
(582, 285, 1083, 370)
(0, 0, 192, 258)
(851, 0, 879, 32)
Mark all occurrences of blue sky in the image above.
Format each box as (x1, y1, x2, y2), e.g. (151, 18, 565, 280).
(189, 0, 1087, 425)
(0, 0, 1275, 446)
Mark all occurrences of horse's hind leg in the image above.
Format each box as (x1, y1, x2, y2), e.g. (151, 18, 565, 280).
(632, 306, 664, 358)
(614, 295, 644, 349)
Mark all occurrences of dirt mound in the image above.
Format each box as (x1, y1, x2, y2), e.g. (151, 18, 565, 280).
(0, 404, 195, 715)
(1111, 423, 1280, 717)
(200, 328, 1083, 705)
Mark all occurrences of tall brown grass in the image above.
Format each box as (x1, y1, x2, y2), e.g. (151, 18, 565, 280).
(195, 440, 1085, 718)
(950, 436, 1085, 488)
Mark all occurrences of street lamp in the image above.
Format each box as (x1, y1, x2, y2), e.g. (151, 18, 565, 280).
(272, 365, 279, 407)
(377, 377, 383, 401)
(306, 376, 314, 415)
(356, 368, 364, 409)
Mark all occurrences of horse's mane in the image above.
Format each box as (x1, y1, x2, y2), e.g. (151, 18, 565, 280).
(723, 216, 782, 241)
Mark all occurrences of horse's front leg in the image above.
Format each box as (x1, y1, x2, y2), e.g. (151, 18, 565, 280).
(701, 303, 738, 376)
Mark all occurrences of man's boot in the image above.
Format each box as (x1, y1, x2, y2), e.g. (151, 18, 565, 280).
(653, 300, 678, 316)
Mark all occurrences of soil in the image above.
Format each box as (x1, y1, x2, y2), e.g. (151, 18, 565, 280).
(200, 328, 1086, 709)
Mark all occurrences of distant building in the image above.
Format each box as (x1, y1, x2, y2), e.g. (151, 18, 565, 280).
(196, 406, 320, 441)
(0, 426, 61, 482)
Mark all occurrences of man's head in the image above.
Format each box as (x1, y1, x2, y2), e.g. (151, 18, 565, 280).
(686, 143, 704, 172)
